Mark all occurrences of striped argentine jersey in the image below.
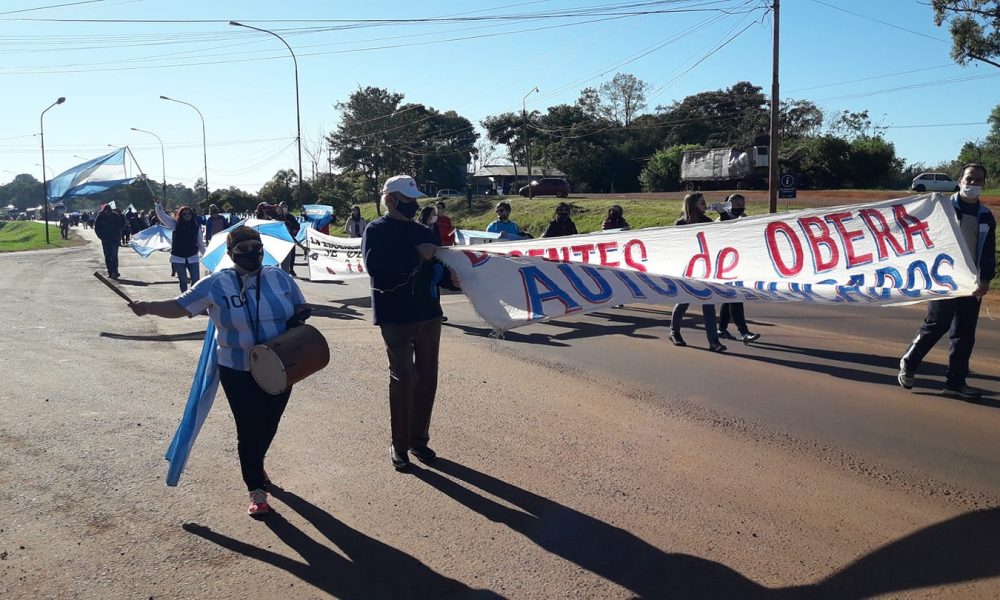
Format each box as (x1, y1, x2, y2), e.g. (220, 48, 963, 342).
(177, 266, 306, 371)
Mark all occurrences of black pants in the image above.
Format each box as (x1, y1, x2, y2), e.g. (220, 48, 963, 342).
(100, 237, 119, 276)
(671, 303, 720, 346)
(901, 296, 982, 387)
(379, 318, 441, 454)
(218, 365, 291, 491)
(718, 302, 751, 335)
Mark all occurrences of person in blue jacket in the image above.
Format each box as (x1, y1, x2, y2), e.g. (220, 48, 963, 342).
(899, 164, 996, 399)
(362, 175, 461, 471)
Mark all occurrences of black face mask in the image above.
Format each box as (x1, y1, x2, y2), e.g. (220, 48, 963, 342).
(395, 200, 419, 219)
(731, 207, 746, 217)
(232, 249, 263, 272)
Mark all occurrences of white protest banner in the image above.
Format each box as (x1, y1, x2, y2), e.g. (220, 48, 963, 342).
(306, 228, 367, 281)
(435, 194, 979, 331)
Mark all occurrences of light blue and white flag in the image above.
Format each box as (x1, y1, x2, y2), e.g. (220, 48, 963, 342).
(165, 321, 219, 486)
(129, 224, 173, 258)
(47, 148, 134, 200)
(301, 203, 334, 230)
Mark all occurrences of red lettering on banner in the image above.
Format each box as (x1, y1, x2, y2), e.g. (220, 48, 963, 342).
(765, 221, 804, 277)
(508, 250, 523, 257)
(571, 244, 595, 263)
(825, 211, 873, 267)
(891, 204, 934, 253)
(685, 232, 712, 278)
(527, 248, 546, 257)
(623, 239, 648, 272)
(462, 250, 491, 267)
(546, 247, 561, 262)
(597, 241, 619, 267)
(716, 247, 739, 279)
(858, 208, 906, 260)
(798, 216, 840, 272)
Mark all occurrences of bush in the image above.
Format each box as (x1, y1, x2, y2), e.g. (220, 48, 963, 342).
(640, 144, 700, 192)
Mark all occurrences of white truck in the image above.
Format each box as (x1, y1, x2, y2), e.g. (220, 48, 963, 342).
(680, 146, 769, 191)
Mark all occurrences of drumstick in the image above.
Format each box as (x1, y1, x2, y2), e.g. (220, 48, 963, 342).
(93, 271, 135, 305)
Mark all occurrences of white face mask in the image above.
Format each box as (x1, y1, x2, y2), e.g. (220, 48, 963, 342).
(960, 184, 982, 200)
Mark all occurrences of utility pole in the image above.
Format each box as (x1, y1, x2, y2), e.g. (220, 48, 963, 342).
(767, 0, 780, 213)
(522, 86, 539, 199)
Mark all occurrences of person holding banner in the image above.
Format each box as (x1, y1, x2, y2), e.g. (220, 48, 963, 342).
(345, 205, 367, 238)
(129, 226, 310, 517)
(899, 164, 996, 399)
(669, 193, 726, 352)
(155, 202, 206, 293)
(715, 194, 761, 344)
(542, 202, 579, 238)
(486, 201, 523, 237)
(602, 205, 630, 231)
(362, 175, 460, 471)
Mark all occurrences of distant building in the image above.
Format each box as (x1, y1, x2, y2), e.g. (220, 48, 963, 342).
(472, 165, 566, 195)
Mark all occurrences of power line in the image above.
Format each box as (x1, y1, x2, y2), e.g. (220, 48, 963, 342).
(0, 0, 110, 16)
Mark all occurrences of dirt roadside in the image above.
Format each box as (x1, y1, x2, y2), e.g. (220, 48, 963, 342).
(1, 232, 998, 599)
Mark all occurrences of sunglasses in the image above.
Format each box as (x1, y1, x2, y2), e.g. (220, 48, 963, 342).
(233, 241, 263, 253)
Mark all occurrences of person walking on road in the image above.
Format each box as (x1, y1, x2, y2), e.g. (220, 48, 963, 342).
(155, 202, 205, 293)
(204, 204, 229, 244)
(715, 194, 760, 345)
(344, 205, 367, 238)
(362, 175, 461, 472)
(94, 204, 124, 279)
(129, 226, 310, 517)
(898, 164, 996, 399)
(670, 192, 726, 353)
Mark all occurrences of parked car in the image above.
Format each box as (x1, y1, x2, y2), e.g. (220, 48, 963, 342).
(911, 172, 960, 193)
(436, 189, 462, 198)
(519, 178, 570, 198)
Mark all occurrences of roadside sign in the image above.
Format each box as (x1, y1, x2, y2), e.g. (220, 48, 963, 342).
(779, 174, 796, 189)
(779, 189, 797, 199)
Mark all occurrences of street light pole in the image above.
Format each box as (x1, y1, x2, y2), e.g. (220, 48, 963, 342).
(131, 127, 167, 201)
(767, 0, 780, 213)
(40, 96, 66, 244)
(230, 20, 303, 204)
(159, 95, 208, 204)
(522, 86, 539, 199)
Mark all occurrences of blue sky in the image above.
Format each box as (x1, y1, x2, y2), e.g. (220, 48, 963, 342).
(2, 0, 997, 192)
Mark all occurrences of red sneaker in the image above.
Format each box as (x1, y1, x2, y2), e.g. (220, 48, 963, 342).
(247, 489, 271, 517)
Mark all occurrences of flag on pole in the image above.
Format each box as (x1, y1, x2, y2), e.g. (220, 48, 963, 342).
(165, 321, 219, 486)
(129, 224, 173, 258)
(47, 148, 134, 200)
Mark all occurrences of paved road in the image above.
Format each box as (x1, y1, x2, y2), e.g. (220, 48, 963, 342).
(3, 227, 999, 599)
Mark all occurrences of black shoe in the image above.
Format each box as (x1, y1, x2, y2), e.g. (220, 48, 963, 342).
(740, 332, 761, 345)
(669, 332, 686, 347)
(390, 445, 410, 471)
(941, 385, 981, 399)
(897, 359, 914, 390)
(717, 329, 736, 340)
(410, 445, 437, 464)
(708, 343, 727, 353)
(441, 315, 448, 323)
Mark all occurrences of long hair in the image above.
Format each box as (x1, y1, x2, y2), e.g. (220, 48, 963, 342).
(419, 205, 435, 226)
(173, 205, 198, 233)
(681, 193, 704, 223)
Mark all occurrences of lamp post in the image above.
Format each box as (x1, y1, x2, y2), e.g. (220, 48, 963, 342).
(229, 20, 303, 203)
(131, 127, 167, 201)
(159, 95, 208, 204)
(40, 96, 66, 244)
(522, 86, 539, 199)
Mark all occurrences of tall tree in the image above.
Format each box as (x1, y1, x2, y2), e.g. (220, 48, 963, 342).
(780, 99, 824, 140)
(658, 81, 769, 148)
(933, 0, 1000, 66)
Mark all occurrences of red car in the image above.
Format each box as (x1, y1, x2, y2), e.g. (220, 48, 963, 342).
(519, 178, 570, 198)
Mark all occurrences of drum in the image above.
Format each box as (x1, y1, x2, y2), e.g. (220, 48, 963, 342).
(249, 324, 330, 395)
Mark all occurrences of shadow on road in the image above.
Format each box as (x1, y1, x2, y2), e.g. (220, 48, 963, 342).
(182, 485, 499, 599)
(415, 458, 769, 598)
(305, 302, 364, 322)
(114, 278, 178, 287)
(99, 331, 206, 342)
(737, 341, 998, 401)
(445, 323, 571, 347)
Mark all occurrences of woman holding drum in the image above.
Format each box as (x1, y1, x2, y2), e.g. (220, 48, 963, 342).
(129, 226, 310, 517)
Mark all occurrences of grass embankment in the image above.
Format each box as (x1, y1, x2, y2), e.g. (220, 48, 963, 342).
(0, 221, 82, 252)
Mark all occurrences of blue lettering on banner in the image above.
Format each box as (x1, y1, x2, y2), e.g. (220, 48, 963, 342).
(519, 266, 582, 319)
(613, 270, 647, 299)
(786, 283, 822, 302)
(902, 261, 934, 298)
(676, 280, 714, 300)
(930, 253, 957, 294)
(557, 264, 614, 304)
(636, 273, 678, 296)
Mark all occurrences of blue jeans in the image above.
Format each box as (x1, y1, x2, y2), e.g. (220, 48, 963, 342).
(175, 260, 200, 293)
(671, 303, 721, 346)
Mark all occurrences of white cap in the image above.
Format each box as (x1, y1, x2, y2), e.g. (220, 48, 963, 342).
(382, 174, 426, 199)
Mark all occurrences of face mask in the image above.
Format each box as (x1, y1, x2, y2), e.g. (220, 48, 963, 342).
(731, 207, 746, 217)
(232, 249, 263, 272)
(961, 184, 982, 200)
(395, 199, 419, 219)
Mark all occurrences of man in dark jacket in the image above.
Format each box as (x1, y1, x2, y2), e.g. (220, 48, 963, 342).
(899, 164, 996, 399)
(541, 202, 578, 238)
(94, 204, 125, 279)
(362, 174, 460, 471)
